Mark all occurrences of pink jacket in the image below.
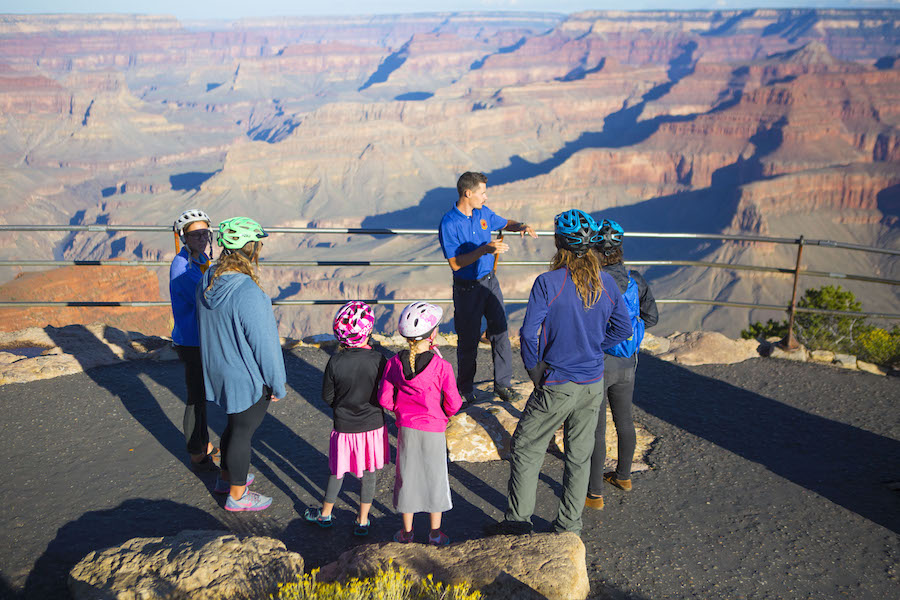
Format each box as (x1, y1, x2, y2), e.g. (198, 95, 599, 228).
(377, 353, 463, 432)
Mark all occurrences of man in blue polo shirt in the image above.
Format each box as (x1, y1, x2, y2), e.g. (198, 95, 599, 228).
(439, 171, 537, 403)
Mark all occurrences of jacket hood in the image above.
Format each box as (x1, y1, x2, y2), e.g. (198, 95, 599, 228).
(199, 266, 250, 310)
(603, 261, 629, 293)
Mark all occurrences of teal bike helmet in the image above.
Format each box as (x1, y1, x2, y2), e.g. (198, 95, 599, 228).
(216, 217, 268, 251)
(596, 219, 624, 256)
(554, 209, 600, 257)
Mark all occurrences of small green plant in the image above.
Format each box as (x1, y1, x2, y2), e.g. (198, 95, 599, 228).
(855, 326, 900, 366)
(741, 318, 788, 340)
(273, 562, 481, 600)
(794, 285, 870, 353)
(741, 285, 883, 355)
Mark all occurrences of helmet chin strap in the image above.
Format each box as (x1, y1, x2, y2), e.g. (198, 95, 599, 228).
(427, 328, 443, 358)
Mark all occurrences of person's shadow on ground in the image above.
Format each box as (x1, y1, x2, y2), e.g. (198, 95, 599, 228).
(43, 324, 191, 468)
(633, 355, 900, 534)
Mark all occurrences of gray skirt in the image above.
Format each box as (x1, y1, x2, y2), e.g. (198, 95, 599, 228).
(393, 427, 452, 513)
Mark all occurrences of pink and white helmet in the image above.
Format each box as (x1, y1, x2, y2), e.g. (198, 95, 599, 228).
(333, 301, 375, 347)
(398, 302, 443, 340)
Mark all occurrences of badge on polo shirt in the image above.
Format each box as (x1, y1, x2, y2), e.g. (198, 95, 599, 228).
(480, 218, 488, 230)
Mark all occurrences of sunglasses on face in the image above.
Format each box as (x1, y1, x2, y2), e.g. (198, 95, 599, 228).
(184, 230, 211, 241)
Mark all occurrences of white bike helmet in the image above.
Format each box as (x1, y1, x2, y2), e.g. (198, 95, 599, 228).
(173, 209, 211, 242)
(398, 302, 443, 340)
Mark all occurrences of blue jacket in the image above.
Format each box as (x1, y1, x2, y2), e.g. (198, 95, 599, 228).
(196, 267, 287, 414)
(169, 247, 208, 347)
(439, 205, 507, 280)
(520, 268, 632, 385)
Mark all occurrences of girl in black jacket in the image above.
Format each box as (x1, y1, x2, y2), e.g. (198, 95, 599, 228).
(304, 302, 388, 536)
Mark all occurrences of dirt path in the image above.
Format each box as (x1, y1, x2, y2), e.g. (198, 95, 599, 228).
(1, 348, 897, 599)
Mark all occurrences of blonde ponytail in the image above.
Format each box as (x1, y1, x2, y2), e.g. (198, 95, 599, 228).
(407, 338, 418, 375)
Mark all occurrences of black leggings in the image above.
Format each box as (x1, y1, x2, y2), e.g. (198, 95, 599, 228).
(324, 470, 377, 505)
(175, 345, 209, 456)
(220, 391, 270, 486)
(588, 355, 638, 495)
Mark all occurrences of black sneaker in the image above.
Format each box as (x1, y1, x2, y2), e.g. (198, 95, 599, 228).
(493, 385, 522, 402)
(190, 455, 219, 472)
(483, 519, 533, 536)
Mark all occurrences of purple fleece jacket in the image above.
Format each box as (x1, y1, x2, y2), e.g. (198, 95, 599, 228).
(520, 267, 633, 385)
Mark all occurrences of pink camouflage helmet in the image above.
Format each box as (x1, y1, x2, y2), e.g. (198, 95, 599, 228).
(333, 301, 375, 347)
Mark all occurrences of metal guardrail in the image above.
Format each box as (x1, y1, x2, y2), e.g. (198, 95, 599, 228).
(1, 259, 896, 287)
(2, 224, 899, 256)
(0, 300, 897, 321)
(1, 226, 898, 334)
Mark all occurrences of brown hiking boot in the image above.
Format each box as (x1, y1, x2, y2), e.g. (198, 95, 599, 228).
(604, 472, 632, 491)
(585, 494, 604, 510)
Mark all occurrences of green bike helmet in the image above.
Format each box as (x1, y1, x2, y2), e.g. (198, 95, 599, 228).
(216, 217, 268, 250)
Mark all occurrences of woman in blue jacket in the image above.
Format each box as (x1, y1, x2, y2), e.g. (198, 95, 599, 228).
(197, 217, 286, 512)
(169, 208, 217, 470)
(486, 209, 632, 536)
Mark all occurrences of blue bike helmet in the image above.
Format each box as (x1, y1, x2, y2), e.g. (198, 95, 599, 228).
(596, 219, 624, 255)
(554, 209, 600, 257)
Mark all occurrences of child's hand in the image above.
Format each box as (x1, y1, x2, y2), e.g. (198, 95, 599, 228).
(271, 394, 280, 402)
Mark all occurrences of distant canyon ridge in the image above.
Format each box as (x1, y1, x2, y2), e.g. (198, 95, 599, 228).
(0, 9, 897, 339)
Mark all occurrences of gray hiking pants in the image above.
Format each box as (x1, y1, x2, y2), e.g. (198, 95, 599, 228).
(505, 379, 604, 534)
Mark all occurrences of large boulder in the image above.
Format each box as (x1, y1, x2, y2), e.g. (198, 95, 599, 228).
(445, 384, 531, 462)
(317, 532, 590, 600)
(68, 530, 304, 600)
(639, 332, 670, 355)
(657, 331, 760, 366)
(446, 383, 654, 472)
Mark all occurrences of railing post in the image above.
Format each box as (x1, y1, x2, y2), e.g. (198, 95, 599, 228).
(779, 235, 805, 351)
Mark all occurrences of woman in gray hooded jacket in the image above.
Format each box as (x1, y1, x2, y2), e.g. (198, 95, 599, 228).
(197, 217, 286, 512)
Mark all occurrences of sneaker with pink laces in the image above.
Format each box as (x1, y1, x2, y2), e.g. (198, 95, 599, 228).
(224, 489, 272, 512)
(427, 529, 450, 546)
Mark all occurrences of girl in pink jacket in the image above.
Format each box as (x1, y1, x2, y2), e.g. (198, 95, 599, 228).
(378, 302, 462, 546)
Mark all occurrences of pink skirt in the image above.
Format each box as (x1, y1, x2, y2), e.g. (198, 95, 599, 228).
(329, 426, 390, 479)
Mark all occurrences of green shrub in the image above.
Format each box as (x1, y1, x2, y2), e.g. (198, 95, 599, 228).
(794, 285, 871, 353)
(855, 327, 900, 366)
(273, 562, 481, 600)
(740, 318, 788, 340)
(741, 286, 900, 361)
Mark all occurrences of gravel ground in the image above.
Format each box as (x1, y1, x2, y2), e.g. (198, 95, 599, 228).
(1, 344, 898, 599)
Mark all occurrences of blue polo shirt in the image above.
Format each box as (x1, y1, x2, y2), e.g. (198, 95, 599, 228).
(439, 205, 508, 281)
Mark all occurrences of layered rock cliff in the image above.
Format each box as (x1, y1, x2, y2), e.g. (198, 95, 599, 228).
(0, 9, 897, 338)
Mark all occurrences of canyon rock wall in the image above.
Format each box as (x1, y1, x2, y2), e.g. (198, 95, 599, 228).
(0, 9, 897, 338)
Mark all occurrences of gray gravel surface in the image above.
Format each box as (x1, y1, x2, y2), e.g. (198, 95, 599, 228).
(1, 345, 898, 599)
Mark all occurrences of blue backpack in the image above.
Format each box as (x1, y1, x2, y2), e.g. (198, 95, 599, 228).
(606, 275, 645, 358)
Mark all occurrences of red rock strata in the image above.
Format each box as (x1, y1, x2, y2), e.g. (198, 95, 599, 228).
(0, 265, 170, 336)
